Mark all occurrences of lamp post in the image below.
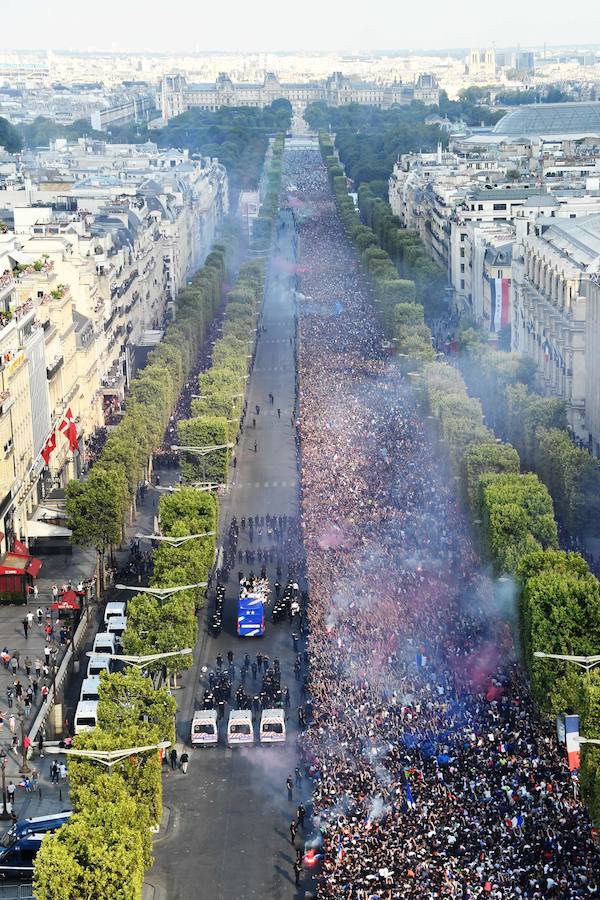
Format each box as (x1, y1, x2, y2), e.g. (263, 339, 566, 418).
(114, 583, 207, 601)
(533, 651, 600, 672)
(86, 648, 192, 670)
(44, 740, 171, 770)
(0, 750, 9, 820)
(19, 716, 30, 775)
(135, 532, 215, 548)
(578, 736, 600, 747)
(171, 443, 234, 488)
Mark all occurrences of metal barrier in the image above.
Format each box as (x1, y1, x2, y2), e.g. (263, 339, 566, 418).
(0, 883, 34, 900)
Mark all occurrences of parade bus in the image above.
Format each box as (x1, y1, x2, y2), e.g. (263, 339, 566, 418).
(237, 594, 265, 637)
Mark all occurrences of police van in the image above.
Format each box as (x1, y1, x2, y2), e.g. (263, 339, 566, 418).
(227, 709, 254, 746)
(74, 699, 98, 734)
(191, 709, 218, 746)
(259, 708, 286, 744)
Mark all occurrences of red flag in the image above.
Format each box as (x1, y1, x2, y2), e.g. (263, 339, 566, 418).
(41, 430, 56, 466)
(58, 408, 79, 453)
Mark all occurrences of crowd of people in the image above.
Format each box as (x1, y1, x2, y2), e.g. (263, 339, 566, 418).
(285, 146, 600, 898)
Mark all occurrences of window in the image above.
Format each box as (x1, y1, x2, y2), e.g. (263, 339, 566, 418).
(461, 233, 466, 242)
(460, 248, 465, 258)
(493, 203, 507, 211)
(460, 263, 465, 273)
(497, 270, 503, 278)
(460, 279, 465, 290)
(478, 204, 484, 211)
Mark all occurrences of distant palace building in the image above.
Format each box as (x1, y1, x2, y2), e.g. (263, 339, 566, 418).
(159, 71, 439, 121)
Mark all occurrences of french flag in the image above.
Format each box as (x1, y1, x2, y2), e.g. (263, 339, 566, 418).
(415, 652, 427, 668)
(404, 782, 415, 808)
(565, 714, 580, 771)
(336, 834, 345, 861)
(498, 742, 508, 754)
(506, 814, 525, 829)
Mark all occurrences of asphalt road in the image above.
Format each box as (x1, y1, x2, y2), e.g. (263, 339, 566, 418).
(150, 215, 311, 900)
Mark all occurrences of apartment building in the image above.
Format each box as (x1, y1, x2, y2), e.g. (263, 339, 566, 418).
(0, 141, 228, 552)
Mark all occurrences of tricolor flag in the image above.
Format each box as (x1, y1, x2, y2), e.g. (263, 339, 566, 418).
(41, 430, 56, 466)
(506, 814, 525, 829)
(490, 277, 510, 333)
(336, 834, 345, 861)
(58, 407, 79, 453)
(498, 742, 508, 754)
(415, 653, 427, 668)
(565, 714, 580, 772)
(404, 782, 415, 809)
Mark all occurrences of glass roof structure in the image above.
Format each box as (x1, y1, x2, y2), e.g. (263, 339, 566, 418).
(493, 102, 600, 137)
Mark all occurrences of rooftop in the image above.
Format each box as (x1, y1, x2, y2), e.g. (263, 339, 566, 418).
(540, 214, 600, 268)
(493, 102, 600, 138)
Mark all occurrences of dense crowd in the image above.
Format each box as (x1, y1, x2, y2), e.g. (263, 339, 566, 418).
(287, 146, 600, 899)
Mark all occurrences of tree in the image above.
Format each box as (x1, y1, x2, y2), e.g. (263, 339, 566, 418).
(177, 416, 229, 483)
(462, 442, 521, 512)
(34, 813, 144, 900)
(0, 116, 23, 153)
(97, 670, 177, 744)
(71, 724, 163, 826)
(580, 670, 600, 824)
(66, 465, 127, 590)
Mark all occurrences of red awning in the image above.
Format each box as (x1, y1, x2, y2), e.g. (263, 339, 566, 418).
(51, 596, 81, 611)
(27, 558, 43, 578)
(12, 539, 29, 556)
(0, 553, 29, 575)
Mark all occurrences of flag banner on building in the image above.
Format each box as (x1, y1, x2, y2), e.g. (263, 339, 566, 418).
(565, 714, 580, 771)
(58, 407, 79, 453)
(41, 430, 56, 466)
(490, 277, 510, 332)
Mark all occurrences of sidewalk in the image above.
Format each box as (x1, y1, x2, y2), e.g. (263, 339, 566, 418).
(0, 748, 71, 834)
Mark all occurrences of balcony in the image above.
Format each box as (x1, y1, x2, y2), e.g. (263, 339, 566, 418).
(46, 355, 64, 380)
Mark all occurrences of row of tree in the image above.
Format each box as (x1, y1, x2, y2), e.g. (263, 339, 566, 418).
(34, 666, 177, 899)
(252, 134, 285, 251)
(178, 260, 265, 484)
(34, 484, 216, 898)
(66, 245, 229, 589)
(319, 136, 600, 824)
(458, 337, 600, 542)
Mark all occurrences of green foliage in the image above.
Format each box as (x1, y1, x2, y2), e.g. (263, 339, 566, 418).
(177, 415, 229, 484)
(463, 442, 520, 513)
(66, 465, 127, 555)
(580, 670, 600, 824)
(71, 724, 163, 827)
(0, 116, 23, 153)
(97, 670, 177, 744)
(534, 428, 600, 539)
(481, 473, 558, 575)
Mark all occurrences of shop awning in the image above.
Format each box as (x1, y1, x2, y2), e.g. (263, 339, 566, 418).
(0, 552, 42, 577)
(27, 520, 72, 538)
(27, 558, 43, 578)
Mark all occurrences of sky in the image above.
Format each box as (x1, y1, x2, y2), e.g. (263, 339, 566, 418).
(2, 0, 600, 53)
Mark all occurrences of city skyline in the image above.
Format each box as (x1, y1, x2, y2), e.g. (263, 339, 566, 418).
(2, 0, 600, 53)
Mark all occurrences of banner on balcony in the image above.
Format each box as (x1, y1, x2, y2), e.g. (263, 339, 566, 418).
(490, 277, 510, 333)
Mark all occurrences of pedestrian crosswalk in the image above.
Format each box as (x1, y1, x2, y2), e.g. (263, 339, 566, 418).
(230, 480, 292, 489)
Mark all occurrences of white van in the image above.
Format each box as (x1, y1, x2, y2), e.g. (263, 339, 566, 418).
(106, 615, 127, 639)
(227, 709, 254, 746)
(87, 654, 111, 678)
(259, 708, 286, 744)
(191, 709, 218, 746)
(79, 675, 100, 703)
(104, 601, 126, 626)
(92, 632, 116, 656)
(74, 700, 98, 734)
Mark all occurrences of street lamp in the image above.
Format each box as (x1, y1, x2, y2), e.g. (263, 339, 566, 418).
(189, 482, 223, 492)
(45, 740, 171, 770)
(171, 444, 234, 455)
(19, 717, 30, 775)
(87, 648, 192, 669)
(135, 531, 215, 547)
(115, 583, 207, 600)
(578, 736, 600, 747)
(533, 651, 600, 672)
(0, 750, 10, 820)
